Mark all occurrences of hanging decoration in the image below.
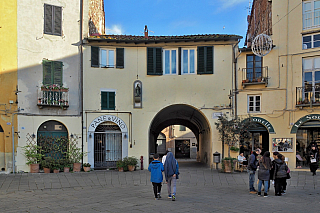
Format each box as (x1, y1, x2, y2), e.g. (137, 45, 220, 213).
(251, 34, 273, 57)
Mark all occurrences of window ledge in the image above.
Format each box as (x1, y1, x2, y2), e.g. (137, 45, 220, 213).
(301, 28, 320, 35)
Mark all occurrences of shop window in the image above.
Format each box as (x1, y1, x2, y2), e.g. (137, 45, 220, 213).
(248, 95, 261, 113)
(91, 47, 124, 68)
(272, 138, 293, 152)
(44, 4, 62, 36)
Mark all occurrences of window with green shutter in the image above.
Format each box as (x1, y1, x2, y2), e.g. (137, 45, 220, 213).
(197, 46, 214, 74)
(42, 60, 63, 85)
(116, 48, 124, 68)
(147, 47, 162, 75)
(101, 91, 115, 110)
(91, 47, 124, 68)
(44, 4, 62, 36)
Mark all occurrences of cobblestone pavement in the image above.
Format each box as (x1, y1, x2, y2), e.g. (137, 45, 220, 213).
(1, 161, 320, 213)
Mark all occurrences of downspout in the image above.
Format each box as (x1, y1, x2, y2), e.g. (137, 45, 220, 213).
(233, 39, 241, 119)
(80, 0, 84, 166)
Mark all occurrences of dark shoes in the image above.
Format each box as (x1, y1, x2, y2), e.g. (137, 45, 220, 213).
(257, 192, 261, 196)
(264, 193, 268, 197)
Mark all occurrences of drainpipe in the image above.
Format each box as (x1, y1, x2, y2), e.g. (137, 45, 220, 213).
(80, 0, 84, 166)
(11, 111, 20, 174)
(233, 39, 241, 118)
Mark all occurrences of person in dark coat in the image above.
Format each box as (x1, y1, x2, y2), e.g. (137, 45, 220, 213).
(148, 153, 164, 200)
(247, 149, 261, 193)
(257, 151, 272, 197)
(309, 145, 319, 176)
(273, 153, 288, 196)
(164, 152, 179, 201)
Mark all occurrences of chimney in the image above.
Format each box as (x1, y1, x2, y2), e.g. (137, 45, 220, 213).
(144, 25, 148, 38)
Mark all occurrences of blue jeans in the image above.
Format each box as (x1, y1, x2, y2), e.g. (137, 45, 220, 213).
(248, 170, 256, 191)
(258, 180, 268, 194)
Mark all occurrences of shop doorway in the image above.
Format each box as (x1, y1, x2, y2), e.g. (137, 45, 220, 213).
(175, 140, 190, 158)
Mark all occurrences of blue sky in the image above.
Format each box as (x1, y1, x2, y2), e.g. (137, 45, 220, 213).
(104, 0, 251, 47)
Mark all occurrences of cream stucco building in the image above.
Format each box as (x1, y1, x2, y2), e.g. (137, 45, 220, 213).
(237, 0, 320, 171)
(83, 33, 242, 169)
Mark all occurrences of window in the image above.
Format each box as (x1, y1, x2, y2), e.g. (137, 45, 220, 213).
(91, 47, 124, 68)
(179, 125, 186, 131)
(197, 46, 213, 74)
(246, 55, 262, 81)
(248, 95, 261, 113)
(303, 34, 320, 49)
(101, 91, 115, 110)
(42, 60, 63, 85)
(44, 4, 62, 36)
(147, 47, 162, 75)
(303, 57, 320, 101)
(163, 49, 178, 75)
(182, 48, 195, 74)
(303, 0, 320, 30)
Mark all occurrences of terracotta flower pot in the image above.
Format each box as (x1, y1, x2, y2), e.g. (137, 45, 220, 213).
(73, 163, 81, 172)
(53, 169, 59, 173)
(43, 167, 50, 173)
(64, 167, 70, 173)
(83, 167, 90, 172)
(30, 164, 39, 173)
(118, 167, 124, 172)
(128, 165, 135, 171)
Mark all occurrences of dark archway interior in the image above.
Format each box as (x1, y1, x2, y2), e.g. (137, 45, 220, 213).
(149, 104, 210, 157)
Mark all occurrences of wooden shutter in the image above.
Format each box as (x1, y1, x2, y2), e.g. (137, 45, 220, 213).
(53, 61, 63, 85)
(91, 46, 100, 67)
(116, 48, 124, 68)
(44, 4, 53, 34)
(53, 6, 62, 35)
(43, 60, 52, 85)
(197, 46, 213, 74)
(101, 92, 115, 110)
(108, 92, 115, 110)
(101, 92, 108, 110)
(147, 47, 162, 75)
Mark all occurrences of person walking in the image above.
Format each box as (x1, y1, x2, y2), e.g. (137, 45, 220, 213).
(257, 151, 272, 197)
(148, 153, 164, 200)
(309, 145, 318, 176)
(273, 153, 288, 196)
(248, 149, 261, 194)
(164, 152, 179, 201)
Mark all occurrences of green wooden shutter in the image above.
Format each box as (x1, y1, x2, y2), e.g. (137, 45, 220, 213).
(44, 4, 53, 34)
(108, 92, 115, 110)
(197, 46, 213, 74)
(147, 47, 162, 75)
(116, 48, 124, 68)
(43, 60, 52, 85)
(101, 92, 108, 110)
(53, 61, 63, 85)
(91, 46, 100, 67)
(53, 6, 62, 36)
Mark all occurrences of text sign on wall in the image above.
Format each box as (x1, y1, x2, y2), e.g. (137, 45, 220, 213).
(251, 117, 275, 134)
(88, 115, 128, 132)
(291, 114, 320, 134)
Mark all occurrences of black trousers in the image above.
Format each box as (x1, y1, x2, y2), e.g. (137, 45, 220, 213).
(274, 178, 286, 195)
(152, 182, 162, 198)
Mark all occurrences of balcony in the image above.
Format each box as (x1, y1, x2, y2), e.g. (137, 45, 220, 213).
(37, 86, 69, 109)
(296, 86, 320, 108)
(242, 67, 268, 88)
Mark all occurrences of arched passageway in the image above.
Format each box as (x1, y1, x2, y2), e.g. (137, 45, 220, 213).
(149, 104, 211, 163)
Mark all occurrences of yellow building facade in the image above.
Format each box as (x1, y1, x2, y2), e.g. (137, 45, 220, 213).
(237, 0, 320, 171)
(0, 1, 18, 172)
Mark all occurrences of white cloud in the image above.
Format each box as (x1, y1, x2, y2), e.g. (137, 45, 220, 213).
(105, 25, 123, 35)
(218, 0, 249, 10)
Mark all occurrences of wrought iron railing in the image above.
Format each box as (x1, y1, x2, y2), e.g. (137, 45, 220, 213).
(296, 85, 320, 107)
(242, 66, 268, 87)
(37, 87, 69, 109)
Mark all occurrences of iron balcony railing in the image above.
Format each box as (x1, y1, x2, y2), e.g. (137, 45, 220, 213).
(242, 66, 268, 88)
(37, 87, 69, 109)
(296, 85, 320, 107)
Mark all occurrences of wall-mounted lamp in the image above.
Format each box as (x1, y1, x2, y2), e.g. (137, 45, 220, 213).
(31, 133, 36, 138)
(70, 133, 74, 138)
(89, 133, 92, 138)
(124, 133, 127, 139)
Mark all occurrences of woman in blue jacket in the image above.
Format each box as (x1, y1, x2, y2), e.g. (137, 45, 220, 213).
(148, 153, 164, 200)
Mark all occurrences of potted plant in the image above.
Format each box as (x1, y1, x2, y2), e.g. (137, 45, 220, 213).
(124, 156, 138, 171)
(51, 159, 60, 173)
(298, 98, 302, 105)
(257, 77, 262, 82)
(116, 159, 125, 172)
(41, 157, 52, 173)
(21, 144, 44, 173)
(83, 163, 91, 172)
(61, 158, 71, 173)
(230, 146, 240, 152)
(66, 139, 87, 172)
(221, 157, 237, 173)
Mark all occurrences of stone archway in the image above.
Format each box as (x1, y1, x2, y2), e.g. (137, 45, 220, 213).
(149, 104, 211, 164)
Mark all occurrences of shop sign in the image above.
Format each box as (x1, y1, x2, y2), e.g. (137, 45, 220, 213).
(291, 114, 320, 134)
(250, 117, 275, 134)
(88, 115, 128, 132)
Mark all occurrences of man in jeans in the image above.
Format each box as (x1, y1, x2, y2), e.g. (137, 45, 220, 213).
(248, 148, 261, 194)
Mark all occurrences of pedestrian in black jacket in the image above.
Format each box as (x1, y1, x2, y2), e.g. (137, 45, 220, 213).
(309, 145, 318, 176)
(273, 153, 288, 196)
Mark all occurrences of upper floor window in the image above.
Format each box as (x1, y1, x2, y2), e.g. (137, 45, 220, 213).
(101, 91, 115, 110)
(182, 48, 196, 74)
(179, 125, 186, 131)
(246, 55, 262, 81)
(303, 34, 320, 49)
(248, 95, 261, 113)
(303, 0, 320, 30)
(42, 60, 63, 85)
(163, 49, 178, 75)
(91, 47, 124, 68)
(303, 57, 320, 87)
(197, 46, 214, 74)
(44, 4, 62, 36)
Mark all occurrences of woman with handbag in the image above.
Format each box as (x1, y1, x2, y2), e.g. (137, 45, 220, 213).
(309, 145, 318, 176)
(257, 151, 272, 197)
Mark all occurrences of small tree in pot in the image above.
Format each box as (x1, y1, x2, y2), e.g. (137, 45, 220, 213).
(21, 144, 44, 173)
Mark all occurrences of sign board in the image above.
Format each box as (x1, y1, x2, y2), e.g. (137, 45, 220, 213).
(212, 112, 223, 119)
